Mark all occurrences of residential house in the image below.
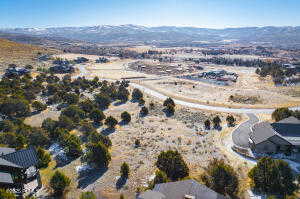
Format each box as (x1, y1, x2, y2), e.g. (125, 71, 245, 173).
(0, 147, 41, 196)
(249, 116, 300, 154)
(137, 180, 226, 199)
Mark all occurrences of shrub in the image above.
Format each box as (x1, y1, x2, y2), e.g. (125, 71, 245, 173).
(135, 139, 141, 148)
(201, 159, 238, 196)
(36, 147, 51, 168)
(88, 131, 112, 148)
(89, 109, 106, 123)
(117, 86, 130, 102)
(204, 119, 211, 130)
(132, 88, 143, 101)
(63, 134, 82, 158)
(0, 189, 16, 199)
(248, 157, 296, 196)
(63, 93, 79, 105)
(163, 97, 175, 107)
(121, 111, 131, 123)
(32, 101, 47, 112)
(212, 116, 221, 128)
(61, 105, 85, 123)
(80, 191, 96, 199)
(50, 171, 71, 195)
(120, 162, 130, 178)
(0, 98, 30, 117)
(79, 99, 96, 114)
(94, 93, 111, 109)
(42, 118, 57, 134)
(105, 116, 118, 128)
(86, 141, 111, 167)
(226, 115, 235, 127)
(57, 115, 75, 130)
(156, 150, 189, 181)
(165, 104, 175, 114)
(272, 107, 292, 122)
(140, 106, 149, 116)
(151, 170, 168, 188)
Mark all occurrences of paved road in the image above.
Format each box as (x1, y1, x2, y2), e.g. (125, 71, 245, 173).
(76, 65, 300, 114)
(232, 114, 259, 148)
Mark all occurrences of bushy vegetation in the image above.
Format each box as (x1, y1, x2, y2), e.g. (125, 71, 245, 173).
(85, 141, 111, 168)
(156, 150, 189, 181)
(201, 159, 238, 196)
(50, 170, 71, 196)
(36, 147, 51, 168)
(120, 162, 130, 178)
(80, 191, 96, 199)
(121, 111, 131, 123)
(105, 116, 118, 128)
(248, 157, 296, 196)
(272, 107, 300, 122)
(0, 189, 16, 199)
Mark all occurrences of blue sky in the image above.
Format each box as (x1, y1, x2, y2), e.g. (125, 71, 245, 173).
(0, 0, 299, 29)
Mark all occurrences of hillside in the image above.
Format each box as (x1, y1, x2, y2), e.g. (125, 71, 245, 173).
(0, 38, 60, 70)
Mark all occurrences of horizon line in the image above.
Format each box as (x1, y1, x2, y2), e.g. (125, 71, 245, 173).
(1, 24, 300, 30)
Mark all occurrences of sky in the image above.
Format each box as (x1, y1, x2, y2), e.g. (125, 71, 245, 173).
(0, 0, 299, 29)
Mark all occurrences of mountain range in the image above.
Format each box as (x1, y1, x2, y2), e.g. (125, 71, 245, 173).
(1, 24, 300, 47)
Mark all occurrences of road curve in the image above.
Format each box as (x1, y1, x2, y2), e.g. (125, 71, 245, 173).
(232, 113, 259, 148)
(76, 65, 300, 114)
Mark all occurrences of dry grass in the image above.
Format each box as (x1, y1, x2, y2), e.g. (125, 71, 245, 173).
(0, 38, 60, 70)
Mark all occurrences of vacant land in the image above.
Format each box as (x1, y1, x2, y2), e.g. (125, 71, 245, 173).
(26, 90, 238, 198)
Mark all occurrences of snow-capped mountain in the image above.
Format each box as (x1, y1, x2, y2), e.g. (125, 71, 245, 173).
(2, 25, 300, 46)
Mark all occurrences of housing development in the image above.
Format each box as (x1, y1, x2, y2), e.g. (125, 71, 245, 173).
(0, 1, 300, 199)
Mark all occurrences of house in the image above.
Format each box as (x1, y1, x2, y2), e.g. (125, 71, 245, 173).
(137, 180, 226, 199)
(74, 57, 89, 64)
(4, 66, 30, 77)
(49, 64, 75, 73)
(249, 116, 300, 154)
(0, 147, 41, 196)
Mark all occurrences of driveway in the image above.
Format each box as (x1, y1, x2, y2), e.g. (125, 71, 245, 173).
(232, 114, 259, 148)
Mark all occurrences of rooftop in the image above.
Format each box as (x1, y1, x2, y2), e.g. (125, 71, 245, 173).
(138, 180, 226, 199)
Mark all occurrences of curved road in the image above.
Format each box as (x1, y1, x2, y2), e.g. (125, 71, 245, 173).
(76, 65, 300, 114)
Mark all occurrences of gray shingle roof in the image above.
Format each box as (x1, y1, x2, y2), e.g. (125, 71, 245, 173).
(0, 147, 16, 156)
(271, 116, 300, 146)
(1, 147, 38, 168)
(0, 157, 22, 168)
(153, 180, 226, 199)
(0, 172, 13, 184)
(276, 116, 300, 124)
(137, 190, 166, 199)
(250, 122, 278, 144)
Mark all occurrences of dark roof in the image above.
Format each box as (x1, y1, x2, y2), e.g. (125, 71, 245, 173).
(0, 147, 38, 169)
(250, 122, 278, 144)
(0, 147, 16, 156)
(0, 172, 13, 184)
(271, 117, 300, 136)
(271, 116, 300, 145)
(0, 157, 21, 168)
(152, 180, 226, 199)
(137, 190, 166, 199)
(276, 116, 300, 124)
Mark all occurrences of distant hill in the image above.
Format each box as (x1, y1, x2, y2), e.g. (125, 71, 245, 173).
(0, 38, 60, 70)
(2, 25, 300, 48)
